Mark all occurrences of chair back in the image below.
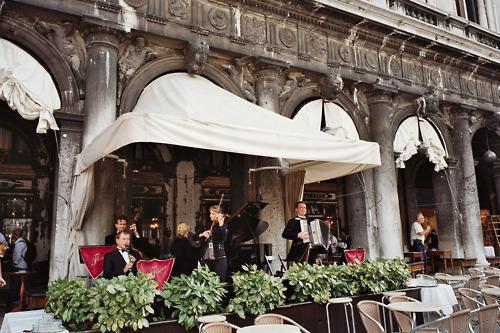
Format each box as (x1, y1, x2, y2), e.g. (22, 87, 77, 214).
(486, 275, 500, 287)
(434, 273, 451, 277)
(466, 276, 481, 290)
(255, 314, 284, 325)
(201, 322, 238, 333)
(264, 256, 276, 275)
(482, 293, 499, 306)
(478, 303, 499, 333)
(393, 310, 414, 333)
(447, 309, 470, 333)
(357, 300, 385, 333)
(389, 295, 419, 303)
(468, 268, 483, 277)
(458, 288, 484, 311)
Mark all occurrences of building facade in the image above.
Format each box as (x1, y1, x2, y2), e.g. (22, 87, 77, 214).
(0, 0, 498, 280)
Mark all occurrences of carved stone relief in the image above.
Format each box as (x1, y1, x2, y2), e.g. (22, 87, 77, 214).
(118, 36, 158, 100)
(241, 15, 266, 44)
(35, 20, 87, 87)
(125, 0, 146, 7)
(184, 39, 209, 74)
(169, 0, 189, 18)
(279, 27, 296, 48)
(402, 59, 422, 83)
(388, 55, 402, 77)
(446, 71, 461, 91)
(363, 51, 378, 70)
(493, 83, 500, 104)
(207, 6, 230, 31)
(306, 32, 327, 58)
(338, 44, 353, 63)
(320, 72, 344, 101)
(461, 75, 477, 96)
(279, 71, 309, 101)
(476, 80, 492, 101)
(221, 58, 256, 103)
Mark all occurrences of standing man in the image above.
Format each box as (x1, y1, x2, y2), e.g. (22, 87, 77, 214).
(105, 215, 144, 250)
(11, 229, 28, 272)
(282, 201, 316, 263)
(103, 231, 142, 279)
(0, 231, 7, 287)
(410, 212, 431, 271)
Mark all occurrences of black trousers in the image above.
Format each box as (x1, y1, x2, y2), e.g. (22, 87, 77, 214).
(203, 257, 227, 282)
(411, 239, 427, 271)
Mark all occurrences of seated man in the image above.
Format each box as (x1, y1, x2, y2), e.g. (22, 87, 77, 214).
(105, 215, 145, 251)
(103, 231, 141, 279)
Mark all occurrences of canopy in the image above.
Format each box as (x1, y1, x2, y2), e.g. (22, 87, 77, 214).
(394, 116, 448, 171)
(0, 39, 60, 133)
(75, 73, 380, 183)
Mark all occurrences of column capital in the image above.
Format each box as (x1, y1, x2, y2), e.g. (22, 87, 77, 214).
(82, 17, 121, 51)
(365, 80, 398, 104)
(445, 157, 459, 169)
(319, 72, 344, 101)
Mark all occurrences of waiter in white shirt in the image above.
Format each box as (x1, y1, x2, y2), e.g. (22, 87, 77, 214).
(410, 212, 431, 272)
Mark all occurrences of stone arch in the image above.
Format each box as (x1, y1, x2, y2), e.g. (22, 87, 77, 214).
(119, 56, 244, 115)
(390, 105, 454, 158)
(0, 16, 80, 114)
(280, 83, 370, 140)
(470, 112, 499, 137)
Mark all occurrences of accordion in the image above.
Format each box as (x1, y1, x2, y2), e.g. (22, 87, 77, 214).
(299, 219, 330, 250)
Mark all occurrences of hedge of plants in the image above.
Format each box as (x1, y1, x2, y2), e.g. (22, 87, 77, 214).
(45, 258, 410, 332)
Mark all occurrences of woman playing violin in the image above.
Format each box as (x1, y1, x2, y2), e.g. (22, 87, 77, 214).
(194, 205, 228, 282)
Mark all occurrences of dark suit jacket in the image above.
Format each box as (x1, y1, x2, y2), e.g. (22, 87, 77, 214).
(282, 217, 309, 262)
(103, 248, 141, 279)
(171, 237, 197, 276)
(194, 224, 228, 260)
(105, 232, 144, 249)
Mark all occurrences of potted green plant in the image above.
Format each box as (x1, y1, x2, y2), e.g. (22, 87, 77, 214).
(160, 263, 227, 330)
(88, 273, 160, 332)
(45, 278, 94, 331)
(227, 264, 286, 318)
(283, 263, 334, 303)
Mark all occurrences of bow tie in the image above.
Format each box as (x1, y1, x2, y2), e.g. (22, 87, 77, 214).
(119, 248, 128, 253)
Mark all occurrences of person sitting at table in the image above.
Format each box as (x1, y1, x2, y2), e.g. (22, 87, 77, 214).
(103, 231, 142, 279)
(410, 212, 431, 271)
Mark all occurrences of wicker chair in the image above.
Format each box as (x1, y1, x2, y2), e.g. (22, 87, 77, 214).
(392, 310, 415, 333)
(200, 322, 240, 333)
(465, 276, 481, 291)
(388, 295, 419, 303)
(468, 268, 483, 277)
(410, 309, 470, 333)
(458, 288, 485, 311)
(356, 300, 387, 333)
(486, 274, 500, 287)
(254, 314, 310, 333)
(469, 303, 499, 333)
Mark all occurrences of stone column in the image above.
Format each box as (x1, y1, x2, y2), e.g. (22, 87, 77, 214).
(484, 0, 498, 31)
(81, 27, 119, 247)
(367, 85, 403, 258)
(495, 161, 500, 213)
(451, 111, 487, 264)
(477, 0, 489, 29)
(345, 170, 379, 258)
(432, 158, 464, 257)
(49, 117, 83, 281)
(254, 63, 286, 260)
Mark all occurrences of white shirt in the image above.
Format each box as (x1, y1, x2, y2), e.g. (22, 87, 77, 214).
(410, 222, 425, 242)
(118, 248, 130, 264)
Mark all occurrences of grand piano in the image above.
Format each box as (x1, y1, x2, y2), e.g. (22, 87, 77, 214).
(225, 201, 272, 272)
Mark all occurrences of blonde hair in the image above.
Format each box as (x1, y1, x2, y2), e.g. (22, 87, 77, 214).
(177, 223, 190, 237)
(209, 205, 222, 213)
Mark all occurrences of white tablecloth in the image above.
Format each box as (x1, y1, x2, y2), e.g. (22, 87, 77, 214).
(0, 310, 68, 333)
(420, 284, 458, 315)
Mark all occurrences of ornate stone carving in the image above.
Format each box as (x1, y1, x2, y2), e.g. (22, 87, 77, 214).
(118, 36, 158, 98)
(208, 7, 229, 30)
(319, 72, 344, 101)
(279, 71, 309, 101)
(389, 57, 401, 76)
(278, 27, 296, 48)
(242, 16, 266, 43)
(429, 68, 442, 86)
(406, 61, 420, 81)
(221, 58, 256, 103)
(417, 90, 439, 116)
(169, 0, 189, 18)
(364, 52, 378, 69)
(465, 79, 476, 95)
(184, 39, 209, 74)
(124, 0, 146, 7)
(35, 20, 87, 84)
(448, 73, 460, 90)
(365, 79, 398, 104)
(338, 44, 352, 62)
(307, 33, 327, 58)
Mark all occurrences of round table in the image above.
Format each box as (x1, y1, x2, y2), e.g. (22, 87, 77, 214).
(388, 301, 442, 313)
(481, 287, 500, 297)
(237, 324, 300, 333)
(434, 275, 468, 283)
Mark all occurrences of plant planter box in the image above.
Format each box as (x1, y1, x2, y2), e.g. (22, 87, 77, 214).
(88, 287, 419, 333)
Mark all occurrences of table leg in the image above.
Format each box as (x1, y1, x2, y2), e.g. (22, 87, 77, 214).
(444, 257, 447, 274)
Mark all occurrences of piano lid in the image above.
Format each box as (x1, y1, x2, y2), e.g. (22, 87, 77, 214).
(226, 201, 268, 244)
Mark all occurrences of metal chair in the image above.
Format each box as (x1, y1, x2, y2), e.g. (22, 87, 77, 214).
(356, 300, 388, 333)
(264, 254, 287, 276)
(410, 309, 470, 333)
(254, 313, 310, 333)
(381, 291, 406, 331)
(326, 297, 356, 333)
(200, 322, 240, 333)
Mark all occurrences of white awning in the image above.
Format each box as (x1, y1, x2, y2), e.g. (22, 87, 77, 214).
(0, 39, 60, 133)
(75, 73, 380, 183)
(394, 116, 448, 171)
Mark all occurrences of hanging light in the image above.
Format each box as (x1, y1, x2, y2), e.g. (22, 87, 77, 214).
(416, 114, 429, 157)
(483, 130, 497, 162)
